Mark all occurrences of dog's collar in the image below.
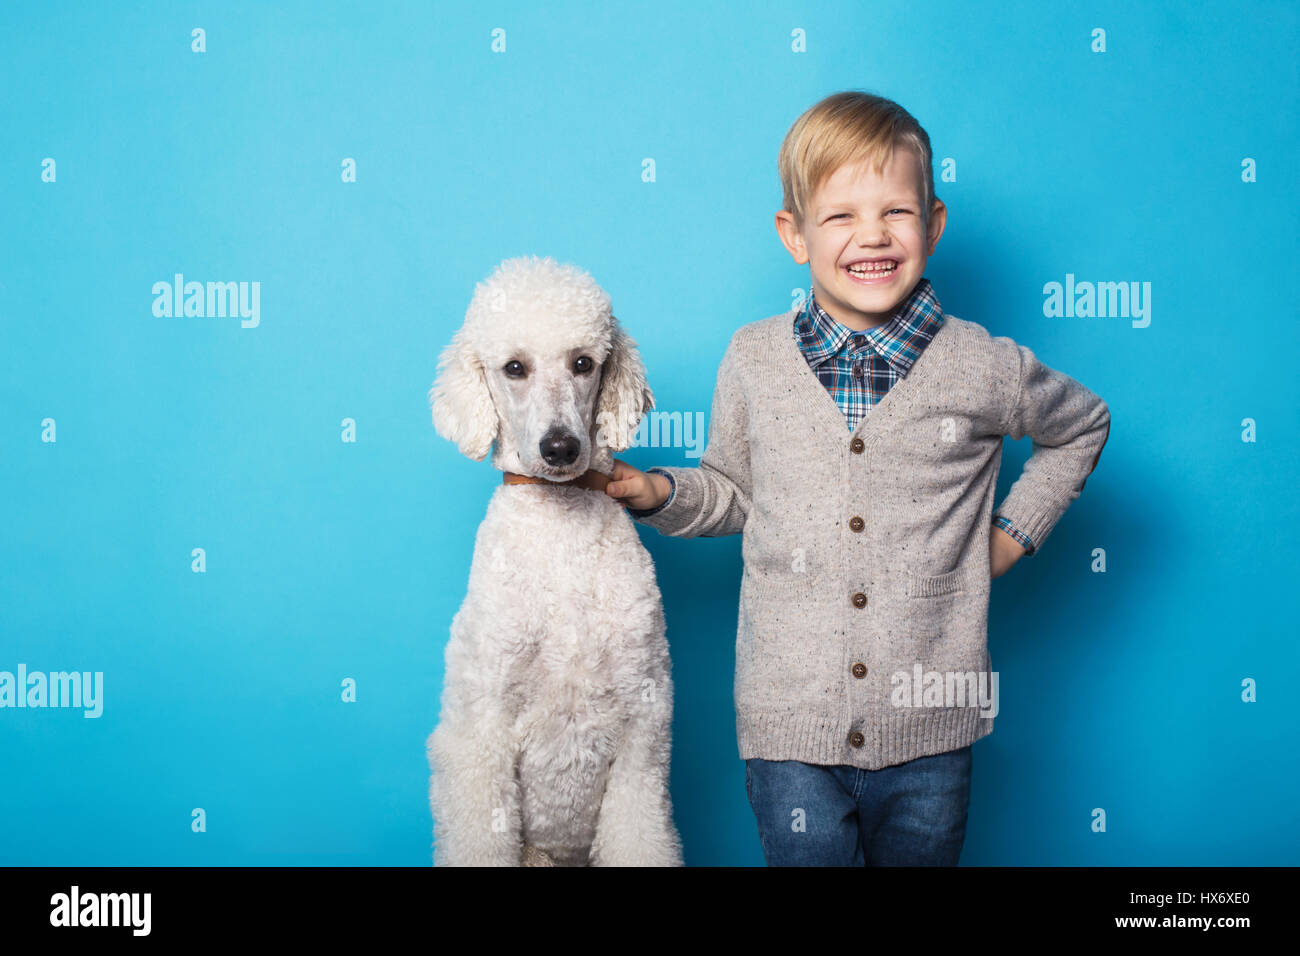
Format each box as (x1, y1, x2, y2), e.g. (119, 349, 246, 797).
(502, 469, 611, 493)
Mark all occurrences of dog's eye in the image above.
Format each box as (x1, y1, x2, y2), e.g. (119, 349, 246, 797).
(504, 360, 525, 378)
(573, 356, 594, 374)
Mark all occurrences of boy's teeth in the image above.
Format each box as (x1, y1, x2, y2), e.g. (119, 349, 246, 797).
(847, 262, 896, 275)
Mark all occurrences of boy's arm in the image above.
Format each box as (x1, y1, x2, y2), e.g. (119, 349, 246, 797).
(626, 333, 751, 538)
(991, 340, 1110, 553)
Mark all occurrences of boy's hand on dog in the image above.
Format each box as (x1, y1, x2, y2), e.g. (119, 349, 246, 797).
(989, 524, 1027, 579)
(606, 459, 671, 511)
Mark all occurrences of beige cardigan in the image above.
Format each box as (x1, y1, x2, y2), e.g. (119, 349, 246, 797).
(629, 308, 1110, 769)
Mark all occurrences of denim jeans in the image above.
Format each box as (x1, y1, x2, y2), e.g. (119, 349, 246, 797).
(744, 745, 973, 866)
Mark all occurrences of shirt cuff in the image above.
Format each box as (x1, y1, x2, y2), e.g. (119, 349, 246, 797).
(626, 467, 675, 518)
(993, 515, 1036, 556)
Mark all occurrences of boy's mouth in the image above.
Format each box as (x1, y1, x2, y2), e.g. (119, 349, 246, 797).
(842, 258, 899, 284)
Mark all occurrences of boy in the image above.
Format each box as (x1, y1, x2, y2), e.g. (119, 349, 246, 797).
(604, 90, 1110, 866)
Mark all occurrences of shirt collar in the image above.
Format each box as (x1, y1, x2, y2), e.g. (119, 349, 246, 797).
(794, 277, 945, 375)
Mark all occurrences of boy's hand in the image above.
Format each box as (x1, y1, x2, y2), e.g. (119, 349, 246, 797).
(606, 459, 671, 511)
(990, 525, 1027, 579)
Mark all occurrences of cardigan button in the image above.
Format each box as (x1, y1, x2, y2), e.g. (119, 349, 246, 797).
(851, 662, 867, 679)
(851, 591, 867, 609)
(849, 515, 864, 532)
(849, 730, 865, 748)
(850, 437, 865, 454)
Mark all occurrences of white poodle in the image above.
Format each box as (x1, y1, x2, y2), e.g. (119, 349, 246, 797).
(425, 255, 683, 866)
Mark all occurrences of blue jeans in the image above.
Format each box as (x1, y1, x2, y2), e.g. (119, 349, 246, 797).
(744, 746, 973, 866)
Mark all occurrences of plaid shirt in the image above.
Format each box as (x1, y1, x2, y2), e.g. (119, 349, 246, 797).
(794, 278, 1036, 556)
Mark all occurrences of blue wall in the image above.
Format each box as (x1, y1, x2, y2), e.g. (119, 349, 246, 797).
(1, 0, 1296, 865)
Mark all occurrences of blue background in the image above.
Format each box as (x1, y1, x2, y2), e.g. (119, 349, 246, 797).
(2, 0, 1296, 866)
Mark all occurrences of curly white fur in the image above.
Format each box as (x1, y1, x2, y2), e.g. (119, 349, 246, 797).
(426, 255, 683, 866)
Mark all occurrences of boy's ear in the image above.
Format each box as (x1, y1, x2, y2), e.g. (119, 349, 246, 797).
(773, 209, 809, 265)
(595, 316, 654, 451)
(429, 328, 498, 461)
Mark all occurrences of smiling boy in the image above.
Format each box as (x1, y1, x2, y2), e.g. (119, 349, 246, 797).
(605, 90, 1110, 866)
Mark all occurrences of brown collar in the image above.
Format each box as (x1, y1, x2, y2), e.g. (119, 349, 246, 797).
(503, 469, 611, 493)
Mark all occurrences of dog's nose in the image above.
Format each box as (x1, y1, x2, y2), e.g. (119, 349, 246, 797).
(539, 428, 580, 467)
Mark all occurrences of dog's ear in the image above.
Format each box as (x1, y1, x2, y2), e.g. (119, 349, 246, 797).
(429, 328, 498, 461)
(595, 316, 655, 452)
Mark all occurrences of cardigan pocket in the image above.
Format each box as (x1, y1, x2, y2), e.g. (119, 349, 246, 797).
(897, 568, 966, 667)
(904, 567, 968, 598)
(743, 573, 816, 632)
(898, 566, 988, 676)
(740, 573, 820, 681)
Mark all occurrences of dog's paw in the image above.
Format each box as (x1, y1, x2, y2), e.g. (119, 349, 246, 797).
(520, 844, 555, 867)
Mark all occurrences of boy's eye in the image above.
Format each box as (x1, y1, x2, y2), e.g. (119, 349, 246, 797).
(828, 210, 909, 220)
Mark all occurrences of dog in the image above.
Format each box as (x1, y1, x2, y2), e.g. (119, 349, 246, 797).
(425, 255, 683, 866)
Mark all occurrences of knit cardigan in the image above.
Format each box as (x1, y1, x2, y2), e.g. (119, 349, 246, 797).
(629, 308, 1110, 769)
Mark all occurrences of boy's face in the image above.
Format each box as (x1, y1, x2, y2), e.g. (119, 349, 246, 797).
(775, 144, 946, 331)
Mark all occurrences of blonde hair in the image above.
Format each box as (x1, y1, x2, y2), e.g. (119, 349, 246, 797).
(778, 90, 937, 231)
